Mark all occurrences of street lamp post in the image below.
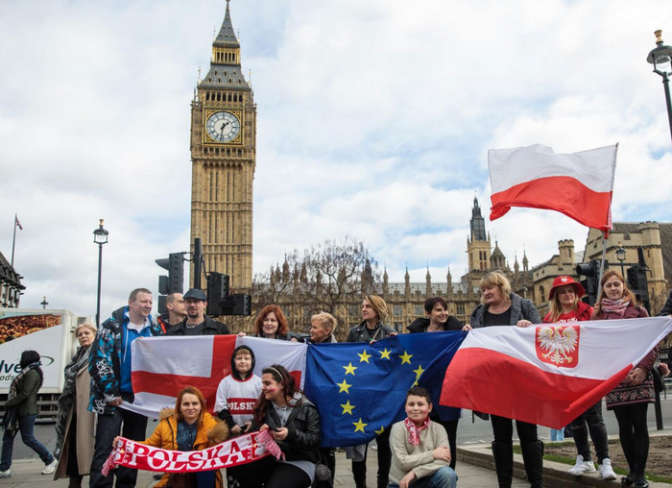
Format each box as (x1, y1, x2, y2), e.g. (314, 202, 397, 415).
(93, 219, 109, 328)
(616, 244, 626, 277)
(647, 30, 672, 143)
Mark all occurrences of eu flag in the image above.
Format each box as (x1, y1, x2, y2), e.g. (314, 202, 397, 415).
(304, 331, 466, 447)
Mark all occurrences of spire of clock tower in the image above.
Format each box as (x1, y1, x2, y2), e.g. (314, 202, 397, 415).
(215, 0, 239, 49)
(199, 0, 249, 90)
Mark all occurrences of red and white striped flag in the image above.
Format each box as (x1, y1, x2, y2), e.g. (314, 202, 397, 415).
(14, 215, 23, 231)
(488, 144, 617, 234)
(124, 335, 307, 418)
(440, 317, 672, 428)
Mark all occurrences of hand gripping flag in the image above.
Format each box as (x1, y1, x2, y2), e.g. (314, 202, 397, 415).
(440, 317, 672, 428)
(304, 331, 466, 447)
(488, 144, 617, 234)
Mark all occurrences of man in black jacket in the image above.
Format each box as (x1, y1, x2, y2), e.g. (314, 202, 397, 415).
(167, 288, 230, 335)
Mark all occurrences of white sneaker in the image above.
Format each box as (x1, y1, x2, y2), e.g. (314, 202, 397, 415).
(598, 458, 617, 480)
(41, 459, 57, 475)
(568, 455, 596, 475)
(0, 469, 10, 478)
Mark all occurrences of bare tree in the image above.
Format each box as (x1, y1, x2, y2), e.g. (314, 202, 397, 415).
(252, 238, 381, 335)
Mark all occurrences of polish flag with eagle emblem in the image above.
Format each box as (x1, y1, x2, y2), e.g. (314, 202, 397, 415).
(439, 316, 672, 428)
(123, 335, 307, 418)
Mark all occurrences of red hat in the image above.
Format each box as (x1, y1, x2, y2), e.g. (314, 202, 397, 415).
(548, 275, 585, 300)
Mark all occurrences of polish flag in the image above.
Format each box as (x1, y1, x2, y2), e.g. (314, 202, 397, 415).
(439, 317, 672, 428)
(124, 335, 307, 418)
(488, 144, 617, 234)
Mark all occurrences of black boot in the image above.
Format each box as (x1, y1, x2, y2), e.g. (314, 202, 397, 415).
(491, 441, 513, 488)
(520, 440, 544, 488)
(352, 460, 366, 488)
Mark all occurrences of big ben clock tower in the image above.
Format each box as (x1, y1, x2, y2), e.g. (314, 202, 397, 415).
(190, 0, 255, 289)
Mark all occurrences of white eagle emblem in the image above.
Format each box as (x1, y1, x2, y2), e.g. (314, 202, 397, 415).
(535, 324, 580, 367)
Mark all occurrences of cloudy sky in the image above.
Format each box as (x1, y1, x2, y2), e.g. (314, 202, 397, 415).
(1, 0, 671, 318)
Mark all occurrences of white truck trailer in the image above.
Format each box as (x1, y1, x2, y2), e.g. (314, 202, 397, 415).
(0, 308, 88, 421)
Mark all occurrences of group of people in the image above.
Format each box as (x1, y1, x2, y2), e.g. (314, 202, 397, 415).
(0, 269, 670, 488)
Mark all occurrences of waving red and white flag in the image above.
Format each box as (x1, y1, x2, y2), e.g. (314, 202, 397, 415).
(124, 335, 307, 418)
(440, 317, 672, 428)
(488, 144, 617, 234)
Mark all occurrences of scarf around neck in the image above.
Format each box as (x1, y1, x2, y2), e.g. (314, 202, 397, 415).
(9, 361, 43, 401)
(600, 298, 630, 316)
(404, 416, 430, 446)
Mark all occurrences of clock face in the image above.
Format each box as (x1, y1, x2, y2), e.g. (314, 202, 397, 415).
(206, 111, 241, 143)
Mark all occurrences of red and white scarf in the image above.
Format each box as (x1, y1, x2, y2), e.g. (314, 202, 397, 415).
(600, 298, 630, 317)
(102, 430, 282, 476)
(404, 417, 430, 446)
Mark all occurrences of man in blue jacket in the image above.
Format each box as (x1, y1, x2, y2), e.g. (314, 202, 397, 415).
(88, 288, 164, 488)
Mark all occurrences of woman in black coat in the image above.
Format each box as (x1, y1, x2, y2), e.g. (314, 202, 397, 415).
(0, 350, 57, 478)
(234, 364, 320, 488)
(408, 296, 470, 470)
(470, 272, 542, 488)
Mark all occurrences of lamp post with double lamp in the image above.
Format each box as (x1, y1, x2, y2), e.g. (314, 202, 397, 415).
(93, 219, 109, 328)
(616, 244, 626, 278)
(647, 30, 672, 143)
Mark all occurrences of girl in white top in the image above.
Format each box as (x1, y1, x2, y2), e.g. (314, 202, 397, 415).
(214, 345, 262, 435)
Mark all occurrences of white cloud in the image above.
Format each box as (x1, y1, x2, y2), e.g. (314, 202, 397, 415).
(1, 0, 671, 318)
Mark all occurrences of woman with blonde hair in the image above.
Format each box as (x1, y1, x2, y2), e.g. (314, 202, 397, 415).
(346, 295, 395, 488)
(543, 277, 616, 480)
(470, 271, 542, 488)
(54, 322, 98, 487)
(593, 270, 653, 488)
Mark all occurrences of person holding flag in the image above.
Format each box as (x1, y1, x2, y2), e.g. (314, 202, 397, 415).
(346, 295, 395, 488)
(542, 276, 616, 480)
(470, 271, 542, 488)
(408, 297, 468, 470)
(593, 271, 653, 488)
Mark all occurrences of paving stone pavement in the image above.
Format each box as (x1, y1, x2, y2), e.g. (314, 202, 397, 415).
(0, 449, 528, 487)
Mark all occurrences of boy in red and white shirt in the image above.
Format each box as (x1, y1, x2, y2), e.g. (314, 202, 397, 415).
(214, 345, 262, 435)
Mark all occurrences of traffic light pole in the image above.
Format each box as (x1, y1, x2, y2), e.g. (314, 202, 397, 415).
(193, 238, 203, 289)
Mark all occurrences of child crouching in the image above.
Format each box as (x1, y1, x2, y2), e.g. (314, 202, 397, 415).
(389, 386, 457, 488)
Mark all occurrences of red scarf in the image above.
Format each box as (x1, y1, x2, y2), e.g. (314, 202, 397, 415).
(404, 417, 430, 446)
(102, 430, 282, 476)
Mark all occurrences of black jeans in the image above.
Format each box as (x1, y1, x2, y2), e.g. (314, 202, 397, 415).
(436, 419, 458, 470)
(233, 456, 311, 488)
(351, 427, 391, 488)
(569, 401, 609, 463)
(89, 404, 147, 488)
(491, 414, 538, 444)
(613, 402, 649, 478)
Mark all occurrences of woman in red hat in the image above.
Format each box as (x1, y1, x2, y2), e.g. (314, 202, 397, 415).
(543, 276, 616, 481)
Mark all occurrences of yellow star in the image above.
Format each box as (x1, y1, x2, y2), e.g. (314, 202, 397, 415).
(413, 365, 425, 378)
(379, 348, 392, 360)
(358, 349, 372, 363)
(343, 362, 358, 375)
(337, 379, 352, 394)
(374, 426, 385, 435)
(399, 350, 413, 365)
(341, 400, 355, 415)
(353, 418, 367, 433)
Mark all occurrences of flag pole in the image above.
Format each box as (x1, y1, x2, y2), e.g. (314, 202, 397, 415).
(10, 214, 17, 267)
(598, 235, 607, 286)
